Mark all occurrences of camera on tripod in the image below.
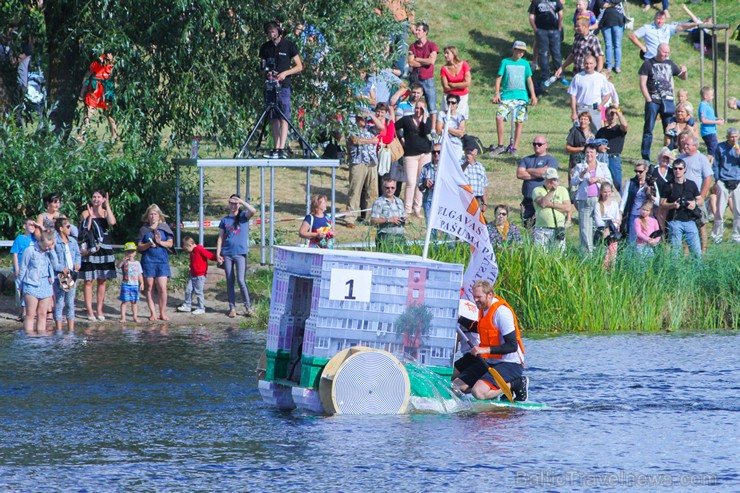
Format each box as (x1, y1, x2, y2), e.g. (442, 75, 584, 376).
(264, 58, 281, 92)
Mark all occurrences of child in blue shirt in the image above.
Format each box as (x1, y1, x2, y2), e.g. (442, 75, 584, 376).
(698, 86, 724, 161)
(119, 242, 144, 323)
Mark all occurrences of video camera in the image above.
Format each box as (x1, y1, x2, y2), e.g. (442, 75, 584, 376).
(264, 58, 280, 91)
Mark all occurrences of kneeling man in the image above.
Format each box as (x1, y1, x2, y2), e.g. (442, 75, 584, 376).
(453, 280, 528, 401)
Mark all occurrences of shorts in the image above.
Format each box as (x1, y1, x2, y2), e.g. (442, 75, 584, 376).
(119, 283, 140, 303)
(701, 133, 718, 157)
(142, 262, 171, 279)
(266, 86, 291, 121)
(496, 100, 528, 123)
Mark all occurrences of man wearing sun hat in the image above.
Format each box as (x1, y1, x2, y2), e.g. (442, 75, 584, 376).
(490, 40, 538, 157)
(532, 168, 571, 251)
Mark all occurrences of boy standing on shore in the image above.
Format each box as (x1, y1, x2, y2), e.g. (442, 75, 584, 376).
(177, 236, 216, 315)
(119, 242, 144, 323)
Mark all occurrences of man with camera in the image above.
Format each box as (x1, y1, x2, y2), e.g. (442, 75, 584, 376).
(660, 158, 703, 259)
(371, 177, 406, 249)
(259, 21, 303, 159)
(533, 168, 571, 252)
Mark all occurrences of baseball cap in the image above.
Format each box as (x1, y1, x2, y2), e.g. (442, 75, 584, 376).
(544, 168, 559, 180)
(513, 41, 527, 52)
(123, 242, 137, 251)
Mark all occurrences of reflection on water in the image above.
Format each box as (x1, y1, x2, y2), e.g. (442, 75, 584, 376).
(0, 328, 737, 491)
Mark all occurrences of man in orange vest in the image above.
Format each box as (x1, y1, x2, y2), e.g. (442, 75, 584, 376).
(452, 280, 529, 401)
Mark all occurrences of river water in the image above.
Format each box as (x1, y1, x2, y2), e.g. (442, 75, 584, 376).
(0, 326, 737, 492)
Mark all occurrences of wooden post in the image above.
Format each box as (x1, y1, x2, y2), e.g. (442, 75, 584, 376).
(699, 30, 705, 89)
(724, 28, 730, 122)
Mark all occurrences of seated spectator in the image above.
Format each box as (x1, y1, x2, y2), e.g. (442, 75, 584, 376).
(633, 201, 662, 257)
(371, 177, 406, 249)
(487, 205, 523, 247)
(593, 182, 621, 268)
(299, 194, 335, 249)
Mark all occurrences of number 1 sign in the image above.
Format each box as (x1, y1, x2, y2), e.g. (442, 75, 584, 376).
(329, 269, 373, 303)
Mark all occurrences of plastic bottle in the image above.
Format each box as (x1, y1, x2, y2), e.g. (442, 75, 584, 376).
(542, 75, 557, 88)
(190, 137, 200, 159)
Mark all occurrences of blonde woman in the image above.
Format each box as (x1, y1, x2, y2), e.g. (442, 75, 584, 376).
(664, 102, 698, 150)
(137, 204, 174, 321)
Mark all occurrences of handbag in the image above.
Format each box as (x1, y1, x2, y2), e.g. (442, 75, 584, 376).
(378, 146, 392, 176)
(390, 159, 406, 182)
(623, 2, 634, 30)
(388, 137, 405, 162)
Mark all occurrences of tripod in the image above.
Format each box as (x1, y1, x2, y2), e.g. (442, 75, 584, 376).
(237, 84, 320, 159)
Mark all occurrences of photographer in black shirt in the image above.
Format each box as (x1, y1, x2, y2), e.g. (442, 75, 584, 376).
(660, 159, 703, 258)
(259, 21, 303, 159)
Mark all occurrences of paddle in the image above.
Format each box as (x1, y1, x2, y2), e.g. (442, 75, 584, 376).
(456, 326, 515, 402)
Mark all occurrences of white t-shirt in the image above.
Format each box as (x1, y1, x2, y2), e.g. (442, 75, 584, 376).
(567, 71, 610, 106)
(487, 299, 524, 365)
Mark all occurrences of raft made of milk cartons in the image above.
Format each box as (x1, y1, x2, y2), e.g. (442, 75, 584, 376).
(258, 247, 543, 414)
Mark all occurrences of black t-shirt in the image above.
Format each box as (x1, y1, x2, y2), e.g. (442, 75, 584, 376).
(529, 0, 563, 30)
(652, 167, 674, 197)
(259, 38, 299, 87)
(595, 124, 627, 154)
(596, 0, 625, 28)
(665, 179, 700, 222)
(638, 58, 681, 104)
(396, 116, 432, 155)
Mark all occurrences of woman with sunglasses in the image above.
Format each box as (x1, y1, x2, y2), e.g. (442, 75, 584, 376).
(395, 100, 432, 218)
(664, 102, 698, 150)
(619, 159, 657, 243)
(487, 205, 522, 247)
(651, 146, 676, 232)
(216, 195, 257, 318)
(49, 217, 81, 331)
(436, 94, 465, 159)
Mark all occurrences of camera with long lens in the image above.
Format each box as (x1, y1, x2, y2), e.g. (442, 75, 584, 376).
(605, 219, 622, 244)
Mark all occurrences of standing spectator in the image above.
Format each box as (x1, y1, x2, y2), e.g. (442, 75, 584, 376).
(664, 102, 698, 150)
(517, 135, 559, 228)
(567, 55, 611, 132)
(698, 86, 724, 162)
(396, 100, 432, 218)
(595, 0, 626, 73)
(385, 0, 415, 76)
(566, 112, 595, 170)
(660, 159, 703, 259)
(533, 168, 572, 252)
(76, 52, 117, 143)
(638, 43, 687, 162)
(461, 136, 489, 213)
(571, 143, 613, 253)
(391, 83, 424, 121)
(593, 182, 622, 268)
(418, 142, 441, 221)
(216, 195, 257, 318)
(373, 68, 403, 107)
(436, 93, 466, 160)
(652, 146, 676, 231)
(50, 217, 81, 331)
(10, 218, 37, 321)
(439, 46, 471, 119)
(79, 190, 117, 321)
(634, 201, 662, 257)
(677, 134, 713, 253)
(596, 105, 628, 193)
(299, 194, 336, 249)
(555, 19, 605, 78)
(119, 242, 144, 323)
(345, 114, 379, 229)
(487, 205, 523, 247)
(371, 177, 407, 249)
(368, 102, 400, 199)
(711, 128, 740, 243)
(643, 1, 669, 15)
(573, 0, 598, 31)
(177, 236, 217, 315)
(620, 159, 657, 243)
(138, 204, 174, 322)
(18, 231, 56, 334)
(490, 41, 538, 156)
(628, 10, 697, 60)
(408, 22, 439, 132)
(259, 21, 303, 159)
(529, 0, 566, 86)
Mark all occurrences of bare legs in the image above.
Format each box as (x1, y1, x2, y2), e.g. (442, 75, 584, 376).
(23, 295, 53, 334)
(144, 276, 169, 321)
(84, 279, 107, 319)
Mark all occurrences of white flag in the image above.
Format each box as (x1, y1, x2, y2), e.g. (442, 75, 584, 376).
(425, 130, 498, 300)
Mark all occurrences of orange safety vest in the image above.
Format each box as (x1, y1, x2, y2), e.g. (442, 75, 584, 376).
(478, 298, 525, 364)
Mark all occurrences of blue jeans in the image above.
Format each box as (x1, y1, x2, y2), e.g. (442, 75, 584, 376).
(535, 29, 562, 81)
(224, 254, 251, 310)
(419, 77, 437, 113)
(602, 25, 624, 70)
(53, 278, 76, 322)
(644, 0, 669, 9)
(184, 275, 206, 311)
(608, 154, 623, 194)
(627, 213, 640, 243)
(641, 101, 674, 162)
(668, 220, 702, 259)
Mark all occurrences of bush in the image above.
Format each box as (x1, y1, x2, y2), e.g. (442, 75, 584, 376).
(0, 114, 199, 241)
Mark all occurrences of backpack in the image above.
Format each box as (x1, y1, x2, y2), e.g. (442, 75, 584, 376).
(25, 60, 45, 105)
(462, 134, 486, 155)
